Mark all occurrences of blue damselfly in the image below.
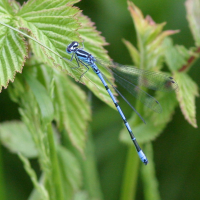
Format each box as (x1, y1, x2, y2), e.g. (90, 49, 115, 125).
(65, 41, 178, 165)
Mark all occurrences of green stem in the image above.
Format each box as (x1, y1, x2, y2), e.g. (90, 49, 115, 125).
(47, 123, 64, 200)
(120, 146, 140, 200)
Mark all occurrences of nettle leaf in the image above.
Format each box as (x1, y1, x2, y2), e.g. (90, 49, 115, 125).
(163, 37, 198, 72)
(185, 0, 200, 46)
(127, 1, 178, 71)
(0, 121, 37, 158)
(0, 3, 27, 91)
(175, 72, 199, 128)
(54, 69, 91, 153)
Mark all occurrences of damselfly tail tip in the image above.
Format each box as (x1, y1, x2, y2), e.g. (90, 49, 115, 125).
(143, 159, 148, 165)
(138, 150, 148, 165)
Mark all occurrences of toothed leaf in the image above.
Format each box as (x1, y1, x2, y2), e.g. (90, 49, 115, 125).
(175, 72, 198, 128)
(186, 0, 200, 46)
(0, 5, 27, 91)
(54, 70, 91, 154)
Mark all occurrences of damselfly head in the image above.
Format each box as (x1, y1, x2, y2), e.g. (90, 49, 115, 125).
(66, 41, 79, 54)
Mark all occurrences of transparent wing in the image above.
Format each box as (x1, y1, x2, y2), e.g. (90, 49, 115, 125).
(96, 59, 178, 92)
(95, 58, 178, 113)
(113, 72, 162, 113)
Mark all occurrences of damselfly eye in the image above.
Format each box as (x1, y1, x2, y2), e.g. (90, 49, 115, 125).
(72, 41, 79, 48)
(66, 41, 79, 54)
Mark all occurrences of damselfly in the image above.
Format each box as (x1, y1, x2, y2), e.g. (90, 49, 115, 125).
(65, 41, 178, 165)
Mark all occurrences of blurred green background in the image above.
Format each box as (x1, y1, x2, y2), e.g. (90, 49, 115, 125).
(1, 0, 200, 200)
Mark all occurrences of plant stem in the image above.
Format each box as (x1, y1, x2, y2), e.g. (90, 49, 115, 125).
(47, 123, 64, 200)
(178, 47, 200, 72)
(120, 146, 140, 200)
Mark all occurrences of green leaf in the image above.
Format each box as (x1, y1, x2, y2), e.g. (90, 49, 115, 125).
(141, 143, 161, 200)
(0, 7, 27, 91)
(57, 146, 82, 199)
(122, 39, 140, 66)
(18, 0, 115, 109)
(9, 0, 21, 12)
(185, 0, 200, 46)
(0, 0, 15, 15)
(28, 188, 43, 200)
(0, 0, 115, 110)
(0, 121, 37, 158)
(78, 13, 108, 48)
(35, 62, 91, 153)
(17, 0, 81, 69)
(163, 37, 198, 72)
(18, 153, 49, 200)
(23, 70, 54, 124)
(0, 0, 81, 90)
(127, 1, 178, 71)
(175, 72, 199, 128)
(54, 70, 91, 153)
(73, 191, 89, 200)
(145, 90, 178, 126)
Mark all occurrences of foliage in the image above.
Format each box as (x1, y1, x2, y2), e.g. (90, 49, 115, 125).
(0, 0, 199, 200)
